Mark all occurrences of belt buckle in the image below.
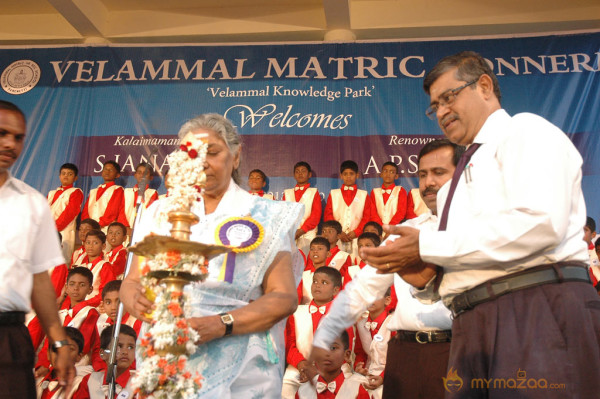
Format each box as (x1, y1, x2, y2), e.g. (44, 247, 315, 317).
(415, 331, 432, 344)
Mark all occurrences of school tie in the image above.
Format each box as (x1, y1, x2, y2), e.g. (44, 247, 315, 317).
(382, 189, 392, 195)
(343, 186, 354, 191)
(316, 381, 336, 393)
(295, 186, 305, 191)
(309, 305, 326, 314)
(438, 143, 481, 231)
(365, 321, 378, 331)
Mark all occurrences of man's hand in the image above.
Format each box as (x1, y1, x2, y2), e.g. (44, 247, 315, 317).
(362, 374, 384, 390)
(53, 347, 75, 392)
(396, 263, 439, 289)
(359, 225, 422, 274)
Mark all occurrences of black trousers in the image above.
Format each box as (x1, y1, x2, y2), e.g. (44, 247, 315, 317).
(446, 281, 600, 399)
(0, 323, 36, 399)
(382, 335, 451, 399)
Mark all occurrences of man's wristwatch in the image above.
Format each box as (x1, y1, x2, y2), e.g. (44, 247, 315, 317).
(52, 339, 70, 350)
(219, 313, 234, 336)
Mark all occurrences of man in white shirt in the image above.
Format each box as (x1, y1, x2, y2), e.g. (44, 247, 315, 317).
(360, 51, 600, 398)
(311, 138, 463, 399)
(0, 100, 75, 398)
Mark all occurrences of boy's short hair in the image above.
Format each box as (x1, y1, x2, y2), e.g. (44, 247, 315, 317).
(314, 266, 343, 288)
(339, 330, 350, 350)
(80, 218, 101, 231)
(340, 160, 358, 174)
(595, 239, 600, 251)
(364, 221, 383, 236)
(249, 169, 267, 181)
(52, 327, 84, 354)
(104, 160, 121, 174)
(136, 162, 153, 175)
(60, 163, 79, 176)
(108, 222, 127, 236)
(102, 280, 122, 300)
(310, 236, 330, 251)
(586, 217, 596, 232)
(382, 161, 398, 173)
(358, 232, 381, 247)
(85, 229, 106, 244)
(100, 324, 137, 350)
(294, 161, 311, 173)
(322, 220, 342, 235)
(67, 267, 94, 286)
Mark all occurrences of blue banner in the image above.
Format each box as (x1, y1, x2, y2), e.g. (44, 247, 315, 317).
(2, 32, 599, 219)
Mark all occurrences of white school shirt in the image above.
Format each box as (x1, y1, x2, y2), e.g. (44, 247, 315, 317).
(0, 174, 64, 312)
(418, 110, 589, 304)
(312, 211, 452, 351)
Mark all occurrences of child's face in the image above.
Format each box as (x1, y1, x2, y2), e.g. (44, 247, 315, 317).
(78, 223, 94, 243)
(84, 235, 105, 258)
(102, 163, 120, 182)
(311, 272, 340, 304)
(316, 336, 349, 374)
(66, 274, 93, 303)
(584, 226, 595, 245)
(107, 226, 125, 248)
(309, 244, 330, 266)
(59, 168, 78, 187)
(134, 165, 149, 184)
(294, 166, 311, 185)
(363, 225, 381, 238)
(380, 164, 398, 185)
(321, 227, 339, 245)
(115, 333, 136, 371)
(358, 238, 376, 251)
(49, 336, 81, 367)
(367, 296, 390, 316)
(102, 291, 120, 321)
(341, 168, 358, 186)
(248, 172, 266, 191)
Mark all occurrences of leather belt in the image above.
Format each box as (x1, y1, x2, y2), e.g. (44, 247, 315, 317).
(450, 263, 590, 317)
(0, 311, 25, 326)
(395, 330, 452, 344)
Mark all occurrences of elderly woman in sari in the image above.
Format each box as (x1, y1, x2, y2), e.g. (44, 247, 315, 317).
(120, 114, 304, 398)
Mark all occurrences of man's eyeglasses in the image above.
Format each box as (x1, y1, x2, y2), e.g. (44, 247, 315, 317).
(425, 79, 478, 120)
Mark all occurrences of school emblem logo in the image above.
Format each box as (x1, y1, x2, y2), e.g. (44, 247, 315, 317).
(443, 367, 464, 393)
(1, 60, 41, 95)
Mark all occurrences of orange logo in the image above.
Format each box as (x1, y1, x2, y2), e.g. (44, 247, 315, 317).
(443, 367, 464, 393)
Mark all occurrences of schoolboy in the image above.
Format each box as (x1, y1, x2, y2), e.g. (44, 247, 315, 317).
(97, 280, 142, 337)
(248, 169, 274, 199)
(81, 161, 128, 232)
(36, 327, 90, 399)
(354, 288, 395, 399)
(405, 187, 428, 219)
(71, 219, 101, 267)
(296, 331, 370, 399)
(72, 324, 137, 399)
(35, 268, 101, 376)
(47, 163, 84, 262)
(367, 162, 408, 228)
(297, 237, 330, 304)
(104, 222, 127, 278)
(283, 267, 343, 398)
(123, 162, 159, 228)
(348, 233, 381, 279)
(74, 230, 116, 308)
(363, 221, 383, 239)
(283, 161, 322, 254)
(318, 221, 352, 272)
(324, 160, 370, 260)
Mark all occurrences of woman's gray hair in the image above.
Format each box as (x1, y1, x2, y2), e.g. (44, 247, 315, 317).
(177, 113, 242, 183)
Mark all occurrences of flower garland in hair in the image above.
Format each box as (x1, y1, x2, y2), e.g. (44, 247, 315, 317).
(158, 138, 208, 225)
(133, 282, 203, 398)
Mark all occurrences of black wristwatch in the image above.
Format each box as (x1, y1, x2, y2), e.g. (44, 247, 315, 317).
(219, 312, 234, 336)
(52, 339, 70, 352)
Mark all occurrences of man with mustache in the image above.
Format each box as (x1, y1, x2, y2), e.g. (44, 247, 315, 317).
(310, 138, 463, 399)
(0, 100, 75, 397)
(361, 51, 600, 398)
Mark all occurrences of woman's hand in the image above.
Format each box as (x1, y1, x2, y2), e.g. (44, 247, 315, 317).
(187, 315, 226, 344)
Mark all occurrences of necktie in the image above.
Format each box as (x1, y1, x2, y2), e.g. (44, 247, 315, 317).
(309, 305, 326, 314)
(343, 186, 354, 191)
(365, 321, 378, 331)
(382, 189, 392, 195)
(438, 143, 481, 231)
(316, 381, 336, 393)
(295, 186, 305, 191)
